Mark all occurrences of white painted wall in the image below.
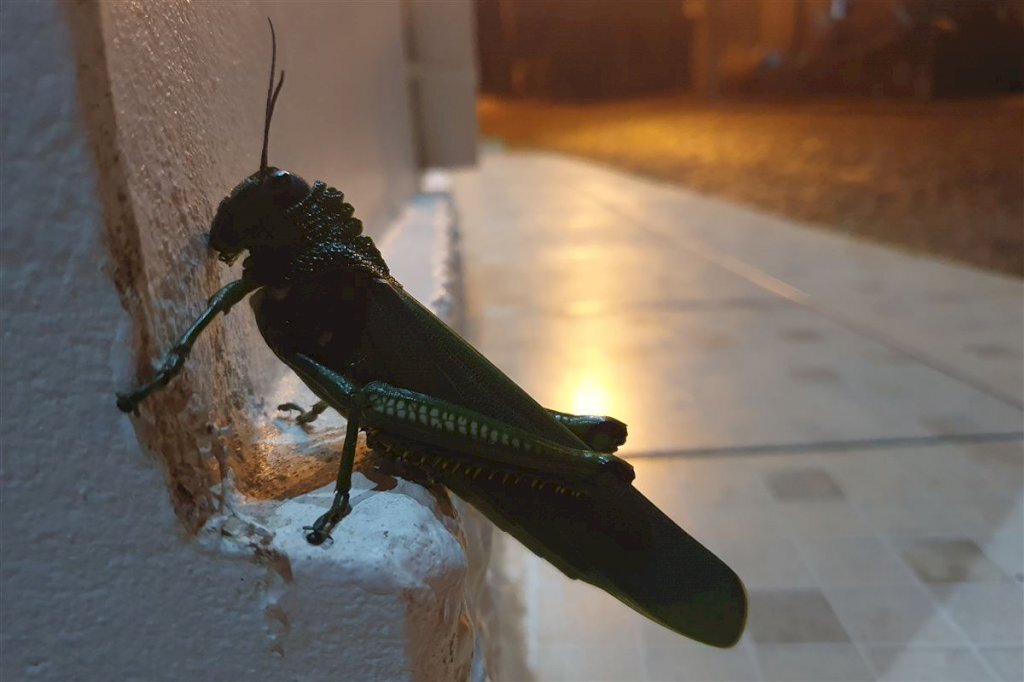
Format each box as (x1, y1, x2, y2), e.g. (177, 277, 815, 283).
(89, 1, 424, 517)
(406, 0, 479, 167)
(1, 2, 485, 679)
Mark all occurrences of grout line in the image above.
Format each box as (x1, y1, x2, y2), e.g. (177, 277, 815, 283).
(623, 431, 1024, 459)
(668, 233, 1024, 411)
(469, 296, 787, 319)
(865, 532, 1003, 682)
(572, 182, 1024, 411)
(743, 636, 767, 682)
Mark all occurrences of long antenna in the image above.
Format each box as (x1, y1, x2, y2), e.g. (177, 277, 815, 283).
(260, 18, 285, 175)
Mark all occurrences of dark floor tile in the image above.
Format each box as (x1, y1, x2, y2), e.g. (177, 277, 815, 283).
(765, 468, 844, 501)
(789, 365, 842, 384)
(898, 538, 1009, 584)
(748, 590, 851, 643)
(756, 643, 875, 681)
(825, 585, 963, 644)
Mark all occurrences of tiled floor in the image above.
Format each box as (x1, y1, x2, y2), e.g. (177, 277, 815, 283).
(451, 151, 1024, 682)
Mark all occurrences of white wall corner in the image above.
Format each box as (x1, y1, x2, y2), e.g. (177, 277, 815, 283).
(405, 0, 479, 168)
(1, 3, 494, 680)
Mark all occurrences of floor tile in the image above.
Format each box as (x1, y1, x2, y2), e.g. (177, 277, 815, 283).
(896, 538, 1010, 584)
(966, 442, 1024, 482)
(772, 498, 873, 538)
(755, 644, 875, 681)
(682, 501, 788, 546)
(825, 586, 964, 644)
(826, 445, 1024, 503)
(932, 583, 1024, 646)
(709, 536, 818, 591)
(622, 176, 1024, 403)
(530, 644, 648, 682)
(979, 647, 1024, 682)
(864, 645, 996, 682)
(797, 536, 919, 588)
(629, 457, 776, 511)
(521, 552, 647, 650)
(859, 494, 1019, 538)
(980, 521, 1024, 584)
(765, 468, 844, 501)
(464, 306, 1023, 455)
(467, 241, 775, 316)
(747, 591, 850, 644)
(644, 643, 760, 682)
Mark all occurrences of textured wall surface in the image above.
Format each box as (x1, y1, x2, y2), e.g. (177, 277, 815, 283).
(1, 2, 480, 680)
(93, 1, 420, 520)
(1, 3, 273, 678)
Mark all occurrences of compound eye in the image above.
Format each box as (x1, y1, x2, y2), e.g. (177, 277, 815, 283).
(265, 168, 310, 207)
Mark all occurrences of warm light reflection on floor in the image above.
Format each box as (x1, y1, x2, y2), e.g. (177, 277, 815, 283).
(454, 150, 1024, 681)
(546, 313, 628, 436)
(478, 96, 1024, 277)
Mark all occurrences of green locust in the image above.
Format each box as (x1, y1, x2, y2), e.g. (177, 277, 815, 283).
(116, 22, 746, 647)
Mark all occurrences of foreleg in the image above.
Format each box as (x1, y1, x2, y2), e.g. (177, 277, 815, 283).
(116, 279, 258, 414)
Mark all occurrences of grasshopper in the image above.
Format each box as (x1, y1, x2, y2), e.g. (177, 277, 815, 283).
(116, 22, 746, 647)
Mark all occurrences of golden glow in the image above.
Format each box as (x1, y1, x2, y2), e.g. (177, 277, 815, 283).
(569, 373, 612, 417)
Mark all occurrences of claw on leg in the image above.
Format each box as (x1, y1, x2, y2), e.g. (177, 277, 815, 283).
(306, 490, 351, 545)
(116, 393, 140, 415)
(114, 280, 256, 414)
(278, 400, 328, 425)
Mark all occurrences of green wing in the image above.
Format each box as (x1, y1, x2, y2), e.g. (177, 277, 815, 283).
(278, 278, 747, 646)
(375, 435, 748, 648)
(357, 278, 587, 447)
